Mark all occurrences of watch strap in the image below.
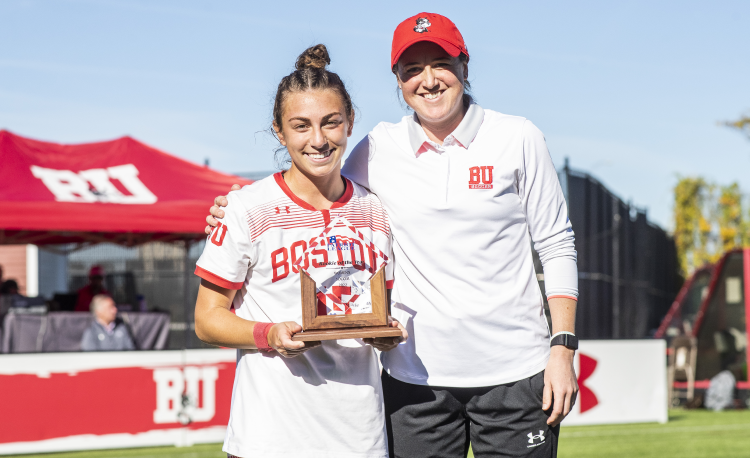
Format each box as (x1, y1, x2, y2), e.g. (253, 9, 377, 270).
(550, 332, 578, 350)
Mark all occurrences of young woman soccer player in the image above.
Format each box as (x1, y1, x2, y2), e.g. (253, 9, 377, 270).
(193, 45, 406, 458)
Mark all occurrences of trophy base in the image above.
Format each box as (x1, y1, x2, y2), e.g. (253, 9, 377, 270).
(291, 326, 402, 342)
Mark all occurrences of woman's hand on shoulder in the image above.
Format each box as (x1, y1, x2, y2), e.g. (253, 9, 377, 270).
(364, 318, 407, 352)
(267, 321, 321, 358)
(205, 184, 241, 235)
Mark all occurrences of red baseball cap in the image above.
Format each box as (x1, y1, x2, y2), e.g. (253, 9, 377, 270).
(391, 13, 469, 68)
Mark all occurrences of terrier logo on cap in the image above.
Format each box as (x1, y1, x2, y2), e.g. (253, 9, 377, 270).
(414, 17, 431, 33)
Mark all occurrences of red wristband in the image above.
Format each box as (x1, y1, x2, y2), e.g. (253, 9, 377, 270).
(253, 322, 275, 352)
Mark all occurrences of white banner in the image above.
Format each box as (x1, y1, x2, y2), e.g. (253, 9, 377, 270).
(564, 340, 668, 426)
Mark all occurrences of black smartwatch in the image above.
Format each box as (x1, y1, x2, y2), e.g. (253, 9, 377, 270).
(550, 332, 578, 350)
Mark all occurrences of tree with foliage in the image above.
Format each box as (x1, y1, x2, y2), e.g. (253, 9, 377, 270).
(717, 183, 743, 252)
(724, 115, 750, 140)
(674, 178, 748, 275)
(673, 177, 711, 275)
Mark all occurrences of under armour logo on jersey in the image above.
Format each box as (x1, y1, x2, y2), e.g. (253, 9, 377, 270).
(210, 221, 228, 247)
(469, 166, 494, 189)
(527, 430, 545, 448)
(414, 17, 431, 33)
(275, 206, 290, 214)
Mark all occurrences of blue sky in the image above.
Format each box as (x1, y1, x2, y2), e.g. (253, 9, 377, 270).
(1, 0, 749, 228)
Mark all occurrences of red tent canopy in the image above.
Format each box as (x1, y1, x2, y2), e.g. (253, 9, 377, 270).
(0, 130, 251, 246)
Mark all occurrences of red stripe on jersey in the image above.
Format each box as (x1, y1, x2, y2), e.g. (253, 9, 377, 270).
(195, 266, 244, 290)
(273, 172, 353, 210)
(249, 215, 325, 238)
(250, 220, 326, 240)
(249, 217, 388, 241)
(547, 294, 578, 301)
(333, 179, 354, 208)
(386, 280, 394, 289)
(245, 178, 391, 242)
(247, 198, 309, 220)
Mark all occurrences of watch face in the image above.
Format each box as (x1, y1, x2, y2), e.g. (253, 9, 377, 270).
(292, 215, 389, 316)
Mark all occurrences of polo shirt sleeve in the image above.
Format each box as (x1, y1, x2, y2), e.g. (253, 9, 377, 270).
(194, 192, 252, 290)
(341, 135, 372, 190)
(518, 121, 579, 301)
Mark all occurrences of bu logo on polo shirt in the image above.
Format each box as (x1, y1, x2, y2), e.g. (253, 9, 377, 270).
(468, 166, 494, 189)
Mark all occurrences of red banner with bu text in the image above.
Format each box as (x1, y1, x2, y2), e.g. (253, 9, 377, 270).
(0, 350, 236, 455)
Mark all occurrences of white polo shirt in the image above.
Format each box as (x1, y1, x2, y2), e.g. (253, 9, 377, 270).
(342, 104, 578, 387)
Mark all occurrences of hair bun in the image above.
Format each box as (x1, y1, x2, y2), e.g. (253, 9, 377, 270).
(295, 44, 330, 70)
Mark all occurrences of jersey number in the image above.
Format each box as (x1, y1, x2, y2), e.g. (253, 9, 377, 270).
(211, 222, 228, 247)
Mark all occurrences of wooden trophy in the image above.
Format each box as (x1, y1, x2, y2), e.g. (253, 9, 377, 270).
(292, 267, 402, 341)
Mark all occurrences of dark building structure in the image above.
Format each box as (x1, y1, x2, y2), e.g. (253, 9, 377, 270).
(536, 160, 681, 339)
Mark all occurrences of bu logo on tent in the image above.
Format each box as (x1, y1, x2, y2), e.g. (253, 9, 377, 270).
(31, 164, 157, 204)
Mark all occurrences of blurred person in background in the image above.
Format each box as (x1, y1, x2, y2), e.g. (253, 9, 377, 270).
(0, 279, 19, 295)
(81, 294, 135, 351)
(0, 279, 20, 313)
(74, 265, 109, 312)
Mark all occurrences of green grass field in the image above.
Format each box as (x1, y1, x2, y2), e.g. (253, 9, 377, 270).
(7, 410, 750, 458)
(555, 409, 750, 458)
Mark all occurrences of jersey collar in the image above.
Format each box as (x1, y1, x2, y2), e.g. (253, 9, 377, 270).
(273, 172, 353, 211)
(407, 103, 485, 155)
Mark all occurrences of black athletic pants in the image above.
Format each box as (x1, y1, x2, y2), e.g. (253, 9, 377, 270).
(382, 370, 558, 458)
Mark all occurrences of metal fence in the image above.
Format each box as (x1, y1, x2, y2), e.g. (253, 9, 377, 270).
(550, 161, 681, 339)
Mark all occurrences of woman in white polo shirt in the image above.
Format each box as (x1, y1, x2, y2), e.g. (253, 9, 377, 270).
(208, 13, 578, 458)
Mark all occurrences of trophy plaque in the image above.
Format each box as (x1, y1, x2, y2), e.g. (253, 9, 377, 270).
(291, 215, 402, 342)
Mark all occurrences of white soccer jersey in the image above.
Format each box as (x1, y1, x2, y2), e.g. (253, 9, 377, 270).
(342, 103, 578, 388)
(195, 173, 392, 458)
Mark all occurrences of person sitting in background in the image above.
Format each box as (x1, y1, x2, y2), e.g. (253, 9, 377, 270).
(0, 278, 20, 315)
(74, 265, 109, 312)
(0, 279, 19, 295)
(81, 294, 135, 351)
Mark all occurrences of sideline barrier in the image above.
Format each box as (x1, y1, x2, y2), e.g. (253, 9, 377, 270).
(0, 349, 236, 455)
(564, 340, 667, 426)
(0, 341, 668, 454)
